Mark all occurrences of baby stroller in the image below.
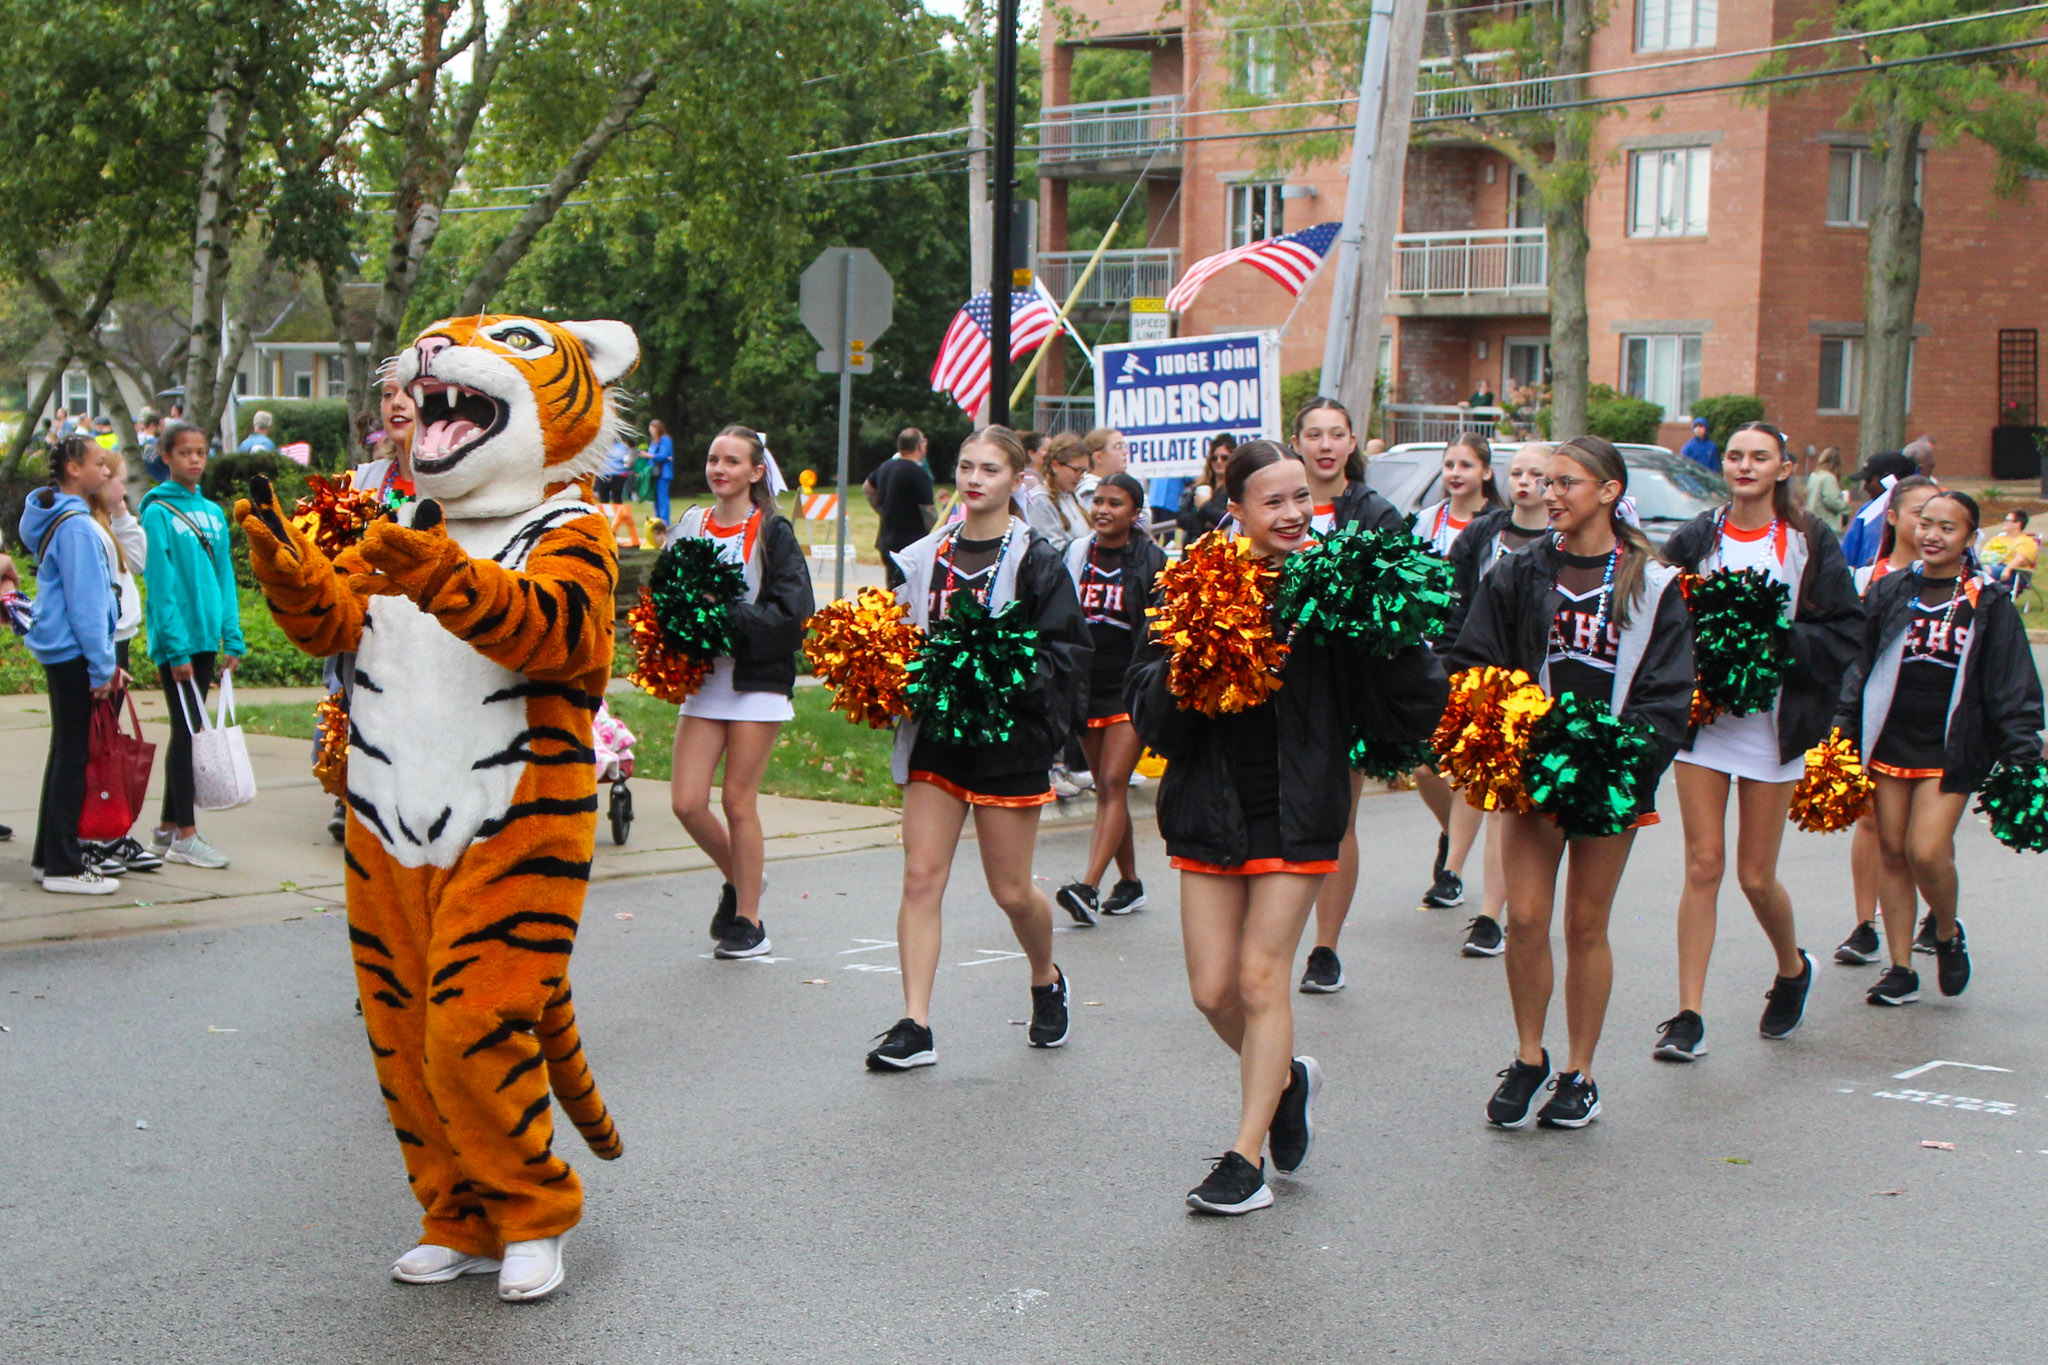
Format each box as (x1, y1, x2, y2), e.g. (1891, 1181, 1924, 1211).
(593, 703, 638, 845)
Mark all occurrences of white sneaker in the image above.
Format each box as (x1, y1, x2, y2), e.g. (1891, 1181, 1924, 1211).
(42, 869, 121, 896)
(150, 827, 174, 853)
(166, 833, 229, 869)
(1069, 769, 1094, 791)
(497, 1236, 565, 1302)
(391, 1244, 502, 1284)
(1049, 766, 1084, 799)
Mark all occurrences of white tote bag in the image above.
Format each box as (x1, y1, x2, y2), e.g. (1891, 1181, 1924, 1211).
(189, 672, 257, 811)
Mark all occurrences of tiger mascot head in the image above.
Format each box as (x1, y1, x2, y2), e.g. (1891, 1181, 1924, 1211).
(393, 314, 639, 518)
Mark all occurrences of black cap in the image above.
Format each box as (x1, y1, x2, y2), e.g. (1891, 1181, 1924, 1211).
(1851, 450, 1916, 486)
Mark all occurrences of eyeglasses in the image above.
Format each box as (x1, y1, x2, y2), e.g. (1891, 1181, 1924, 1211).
(1059, 461, 1088, 474)
(1541, 475, 1603, 494)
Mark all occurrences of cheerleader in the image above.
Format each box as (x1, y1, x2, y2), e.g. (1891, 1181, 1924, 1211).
(1130, 441, 1447, 1213)
(1408, 435, 1505, 914)
(670, 426, 816, 959)
(1655, 423, 1862, 1061)
(866, 426, 1092, 1071)
(1055, 473, 1167, 924)
(1835, 475, 1938, 964)
(1447, 436, 1693, 1129)
(1835, 490, 2044, 1005)
(1440, 440, 1556, 956)
(1287, 396, 1412, 995)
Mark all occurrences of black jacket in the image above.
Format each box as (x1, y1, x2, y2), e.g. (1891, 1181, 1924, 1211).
(1442, 506, 1550, 644)
(1661, 510, 1865, 763)
(1064, 531, 1168, 637)
(1331, 479, 1407, 535)
(889, 521, 1092, 783)
(1445, 536, 1696, 773)
(1127, 613, 1448, 868)
(1176, 483, 1228, 538)
(1833, 570, 2044, 794)
(713, 513, 816, 696)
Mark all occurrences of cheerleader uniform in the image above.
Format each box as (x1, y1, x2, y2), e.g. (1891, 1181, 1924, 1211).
(889, 518, 1092, 806)
(1413, 499, 1475, 557)
(1064, 532, 1167, 729)
(1445, 507, 1547, 640)
(675, 504, 815, 722)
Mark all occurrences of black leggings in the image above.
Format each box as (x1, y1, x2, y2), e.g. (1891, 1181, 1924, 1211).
(160, 652, 217, 830)
(35, 657, 92, 877)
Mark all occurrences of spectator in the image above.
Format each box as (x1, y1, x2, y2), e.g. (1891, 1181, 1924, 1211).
(1467, 378, 1496, 408)
(139, 420, 243, 870)
(1076, 426, 1128, 500)
(237, 410, 277, 455)
(1178, 433, 1236, 541)
(1680, 417, 1718, 473)
(1804, 445, 1849, 532)
(1018, 430, 1046, 493)
(1025, 431, 1090, 549)
(646, 418, 675, 522)
(1840, 450, 1919, 567)
(1362, 437, 1388, 457)
(51, 407, 73, 440)
(136, 407, 166, 483)
(20, 436, 125, 894)
(1984, 509, 2039, 586)
(596, 437, 632, 504)
(862, 427, 936, 589)
(1904, 433, 1936, 480)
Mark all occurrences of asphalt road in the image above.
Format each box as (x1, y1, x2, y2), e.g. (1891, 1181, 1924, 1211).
(4, 780, 2046, 1364)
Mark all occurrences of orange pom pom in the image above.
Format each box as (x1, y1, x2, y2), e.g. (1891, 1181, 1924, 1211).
(292, 476, 387, 558)
(311, 690, 349, 798)
(627, 587, 711, 703)
(803, 587, 920, 728)
(1431, 665, 1553, 813)
(1789, 728, 1873, 833)
(1149, 534, 1289, 716)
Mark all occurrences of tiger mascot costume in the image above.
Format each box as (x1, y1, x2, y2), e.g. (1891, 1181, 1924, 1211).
(238, 315, 634, 1302)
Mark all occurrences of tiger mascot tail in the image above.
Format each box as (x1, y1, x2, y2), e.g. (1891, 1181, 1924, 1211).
(239, 315, 634, 1264)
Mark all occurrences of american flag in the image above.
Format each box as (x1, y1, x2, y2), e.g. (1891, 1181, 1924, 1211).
(930, 289, 1061, 416)
(1163, 221, 1342, 313)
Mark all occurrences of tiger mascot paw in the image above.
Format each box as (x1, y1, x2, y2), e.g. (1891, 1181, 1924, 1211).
(237, 473, 316, 576)
(353, 503, 460, 602)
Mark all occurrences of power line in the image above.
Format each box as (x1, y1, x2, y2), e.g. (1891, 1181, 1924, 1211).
(788, 126, 971, 160)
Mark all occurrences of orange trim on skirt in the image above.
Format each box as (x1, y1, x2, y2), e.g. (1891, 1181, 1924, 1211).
(1172, 856, 1339, 876)
(907, 770, 1057, 808)
(1869, 761, 1944, 780)
(1086, 713, 1132, 729)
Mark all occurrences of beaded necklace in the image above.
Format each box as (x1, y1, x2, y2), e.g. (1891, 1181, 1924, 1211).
(938, 518, 1013, 619)
(1714, 505, 1781, 568)
(1554, 532, 1621, 644)
(1913, 569, 1965, 643)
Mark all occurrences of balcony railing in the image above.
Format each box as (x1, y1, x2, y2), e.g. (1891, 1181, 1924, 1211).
(1384, 404, 1510, 446)
(1393, 228, 1547, 296)
(1035, 95, 1183, 165)
(1034, 395, 1096, 436)
(1036, 249, 1181, 309)
(1413, 52, 1558, 121)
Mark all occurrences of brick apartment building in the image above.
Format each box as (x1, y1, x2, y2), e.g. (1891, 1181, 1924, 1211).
(1035, 0, 2048, 476)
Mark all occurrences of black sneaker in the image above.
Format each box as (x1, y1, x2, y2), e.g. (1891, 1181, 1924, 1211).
(709, 881, 738, 941)
(1913, 912, 1939, 955)
(1101, 879, 1146, 915)
(1268, 1056, 1322, 1173)
(81, 843, 128, 878)
(1028, 968, 1070, 1047)
(865, 1017, 936, 1071)
(1433, 831, 1449, 880)
(1185, 1151, 1272, 1215)
(1486, 1050, 1550, 1129)
(1934, 921, 1971, 997)
(1536, 1071, 1601, 1128)
(713, 916, 772, 959)
(1834, 920, 1882, 965)
(99, 837, 164, 874)
(1760, 949, 1816, 1039)
(1867, 964, 1920, 1006)
(1421, 869, 1465, 909)
(1299, 945, 1344, 994)
(1461, 914, 1504, 957)
(1055, 882, 1099, 927)
(1653, 1010, 1707, 1062)
(327, 798, 346, 845)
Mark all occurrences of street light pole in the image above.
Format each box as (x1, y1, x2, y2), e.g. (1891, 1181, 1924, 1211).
(987, 0, 1019, 427)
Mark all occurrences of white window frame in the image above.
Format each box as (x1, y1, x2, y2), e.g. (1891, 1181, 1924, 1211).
(1621, 333, 1703, 421)
(1628, 146, 1710, 237)
(1233, 29, 1281, 97)
(1227, 182, 1285, 248)
(1826, 147, 1924, 228)
(1819, 336, 1916, 416)
(1636, 0, 1717, 53)
(294, 370, 314, 399)
(325, 354, 347, 393)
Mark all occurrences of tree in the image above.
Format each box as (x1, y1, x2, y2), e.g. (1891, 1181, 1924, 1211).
(1760, 3, 2048, 455)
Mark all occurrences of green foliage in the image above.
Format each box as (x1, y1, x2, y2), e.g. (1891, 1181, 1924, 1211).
(260, 400, 354, 471)
(0, 574, 321, 694)
(1688, 395, 1766, 449)
(1281, 367, 1325, 425)
(1587, 395, 1665, 444)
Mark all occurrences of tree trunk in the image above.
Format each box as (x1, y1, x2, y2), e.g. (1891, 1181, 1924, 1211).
(2, 349, 70, 477)
(1859, 106, 1924, 457)
(1544, 0, 1595, 441)
(182, 70, 260, 437)
(319, 261, 373, 455)
(454, 65, 661, 315)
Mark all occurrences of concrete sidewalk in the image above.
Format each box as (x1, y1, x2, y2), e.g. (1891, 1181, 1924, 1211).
(0, 687, 907, 949)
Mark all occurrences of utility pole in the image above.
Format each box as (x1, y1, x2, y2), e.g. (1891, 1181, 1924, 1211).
(968, 82, 991, 295)
(1319, 0, 1428, 419)
(987, 0, 1020, 427)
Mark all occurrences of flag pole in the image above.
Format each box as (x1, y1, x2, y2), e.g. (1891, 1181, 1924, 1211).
(1008, 217, 1121, 414)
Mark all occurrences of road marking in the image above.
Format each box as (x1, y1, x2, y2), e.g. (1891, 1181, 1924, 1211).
(1870, 1087, 2018, 1117)
(958, 949, 1026, 968)
(839, 939, 898, 955)
(1891, 1060, 2015, 1081)
(843, 963, 901, 975)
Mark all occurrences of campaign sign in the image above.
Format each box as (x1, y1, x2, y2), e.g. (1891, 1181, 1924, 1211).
(1093, 331, 1281, 477)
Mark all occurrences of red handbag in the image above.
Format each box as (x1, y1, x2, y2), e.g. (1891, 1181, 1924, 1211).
(81, 693, 156, 841)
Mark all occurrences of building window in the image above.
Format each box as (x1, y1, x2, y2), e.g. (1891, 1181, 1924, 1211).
(326, 355, 347, 393)
(235, 370, 249, 397)
(1628, 147, 1710, 237)
(1819, 337, 1916, 415)
(63, 369, 92, 415)
(1637, 0, 1717, 52)
(1621, 334, 1702, 420)
(1228, 182, 1284, 248)
(1232, 29, 1281, 97)
(294, 370, 314, 398)
(1826, 147, 1923, 227)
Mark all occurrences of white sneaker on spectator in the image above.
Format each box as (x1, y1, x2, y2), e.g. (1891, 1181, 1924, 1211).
(1069, 769, 1094, 791)
(150, 827, 174, 853)
(167, 834, 229, 869)
(1049, 766, 1085, 799)
(42, 869, 121, 896)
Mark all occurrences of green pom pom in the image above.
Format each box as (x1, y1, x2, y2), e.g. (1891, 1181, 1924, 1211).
(1688, 567, 1789, 717)
(1975, 758, 2048, 853)
(1275, 526, 1455, 657)
(904, 593, 1040, 747)
(1521, 692, 1658, 839)
(648, 536, 749, 660)
(1348, 731, 1434, 782)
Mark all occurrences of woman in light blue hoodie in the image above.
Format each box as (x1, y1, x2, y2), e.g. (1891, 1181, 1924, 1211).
(19, 435, 124, 894)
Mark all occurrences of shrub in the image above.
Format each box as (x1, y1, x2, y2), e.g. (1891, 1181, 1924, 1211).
(258, 398, 355, 471)
(1688, 394, 1766, 448)
(1587, 395, 1666, 444)
(1280, 367, 1324, 426)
